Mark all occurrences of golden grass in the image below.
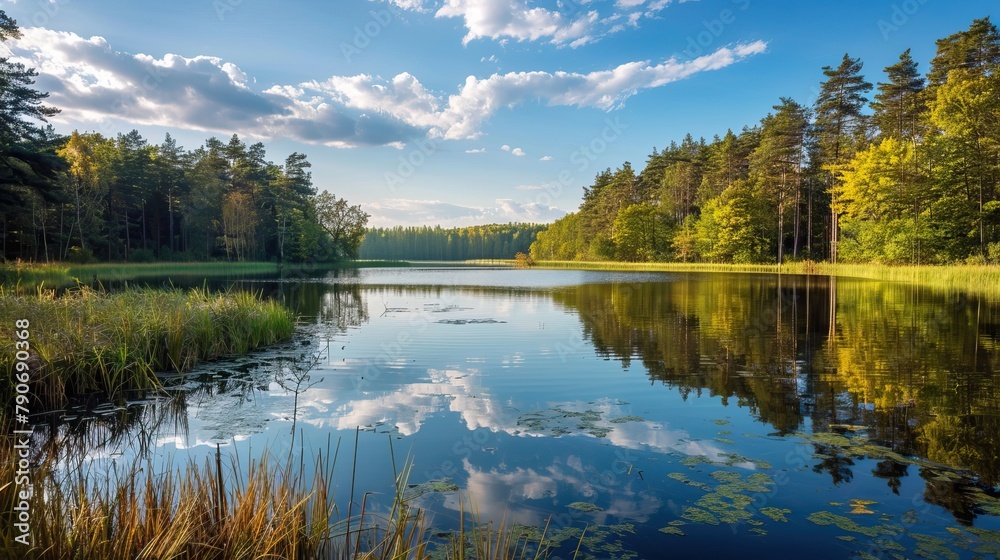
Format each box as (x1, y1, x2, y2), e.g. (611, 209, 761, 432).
(0, 434, 560, 560)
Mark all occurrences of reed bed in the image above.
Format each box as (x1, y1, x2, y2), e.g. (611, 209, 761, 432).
(0, 286, 295, 409)
(0, 435, 559, 560)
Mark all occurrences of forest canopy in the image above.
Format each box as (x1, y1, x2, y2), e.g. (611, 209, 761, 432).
(0, 10, 367, 264)
(529, 17, 1000, 266)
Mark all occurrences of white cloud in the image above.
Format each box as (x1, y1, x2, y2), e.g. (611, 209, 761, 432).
(510, 147, 525, 156)
(377, 0, 428, 11)
(539, 155, 553, 161)
(436, 0, 600, 47)
(427, 0, 690, 47)
(500, 144, 511, 151)
(364, 198, 567, 227)
(4, 26, 764, 146)
(465, 147, 486, 153)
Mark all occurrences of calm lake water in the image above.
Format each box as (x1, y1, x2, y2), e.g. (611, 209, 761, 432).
(39, 267, 1000, 559)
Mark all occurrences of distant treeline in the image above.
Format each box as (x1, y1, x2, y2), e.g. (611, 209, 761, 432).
(358, 223, 545, 261)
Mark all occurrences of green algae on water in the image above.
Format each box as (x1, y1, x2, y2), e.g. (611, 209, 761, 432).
(759, 507, 791, 523)
(568, 501, 604, 512)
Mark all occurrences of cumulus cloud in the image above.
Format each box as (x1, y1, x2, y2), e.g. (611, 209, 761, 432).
(510, 147, 525, 156)
(4, 26, 764, 146)
(465, 147, 486, 153)
(380, 0, 692, 47)
(539, 155, 553, 161)
(364, 198, 567, 227)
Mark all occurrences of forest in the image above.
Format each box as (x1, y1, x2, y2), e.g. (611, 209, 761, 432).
(358, 223, 545, 261)
(529, 17, 1000, 265)
(0, 14, 367, 265)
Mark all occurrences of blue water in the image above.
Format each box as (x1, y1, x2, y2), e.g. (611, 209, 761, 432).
(43, 268, 1000, 559)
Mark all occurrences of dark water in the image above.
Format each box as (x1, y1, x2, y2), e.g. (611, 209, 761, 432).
(36, 268, 1000, 559)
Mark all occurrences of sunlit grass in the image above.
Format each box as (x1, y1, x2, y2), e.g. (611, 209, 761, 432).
(0, 286, 295, 409)
(0, 260, 411, 291)
(0, 436, 559, 560)
(519, 260, 1000, 299)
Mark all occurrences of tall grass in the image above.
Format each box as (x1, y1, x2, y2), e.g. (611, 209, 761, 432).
(0, 435, 559, 560)
(0, 286, 295, 409)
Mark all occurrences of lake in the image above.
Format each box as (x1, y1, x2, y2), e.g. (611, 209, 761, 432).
(39, 267, 1000, 559)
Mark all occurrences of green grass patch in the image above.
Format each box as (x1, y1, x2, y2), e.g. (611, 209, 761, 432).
(0, 286, 295, 410)
(0, 260, 410, 290)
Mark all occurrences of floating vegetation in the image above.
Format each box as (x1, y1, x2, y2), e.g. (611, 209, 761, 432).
(658, 526, 685, 536)
(829, 424, 869, 432)
(712, 419, 730, 425)
(715, 437, 736, 444)
(680, 455, 712, 467)
(759, 507, 791, 523)
(681, 507, 720, 526)
(678, 452, 771, 469)
(709, 471, 741, 484)
(667, 472, 712, 492)
(806, 511, 886, 538)
(749, 527, 767, 536)
(717, 430, 732, 435)
(799, 432, 852, 447)
(403, 478, 460, 500)
(849, 499, 878, 515)
(911, 533, 960, 560)
(609, 415, 645, 424)
(568, 501, 604, 513)
(435, 318, 507, 325)
(873, 538, 906, 552)
(546, 523, 638, 560)
(514, 404, 645, 438)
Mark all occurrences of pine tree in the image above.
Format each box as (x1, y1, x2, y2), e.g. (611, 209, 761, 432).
(813, 54, 873, 262)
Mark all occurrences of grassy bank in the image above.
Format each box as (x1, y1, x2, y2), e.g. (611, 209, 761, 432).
(519, 260, 1000, 299)
(0, 286, 295, 409)
(0, 260, 411, 290)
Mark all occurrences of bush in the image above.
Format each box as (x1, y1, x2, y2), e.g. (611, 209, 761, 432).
(65, 246, 96, 264)
(988, 242, 1000, 264)
(129, 248, 156, 263)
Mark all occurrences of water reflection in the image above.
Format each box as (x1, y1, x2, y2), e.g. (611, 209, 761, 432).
(552, 275, 1000, 486)
(26, 270, 1000, 557)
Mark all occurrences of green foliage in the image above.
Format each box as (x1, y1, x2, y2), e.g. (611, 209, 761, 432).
(362, 223, 545, 261)
(529, 17, 1000, 266)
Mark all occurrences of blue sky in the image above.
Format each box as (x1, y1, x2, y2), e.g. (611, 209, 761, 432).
(1, 0, 992, 226)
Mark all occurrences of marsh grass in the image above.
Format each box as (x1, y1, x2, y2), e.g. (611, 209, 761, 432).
(0, 286, 295, 410)
(0, 434, 562, 560)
